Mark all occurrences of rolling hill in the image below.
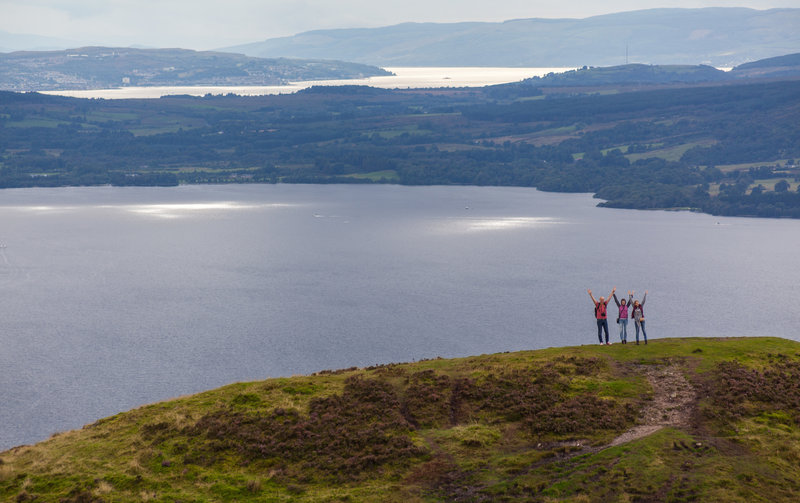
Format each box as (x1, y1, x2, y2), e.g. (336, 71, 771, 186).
(0, 46, 391, 91)
(515, 53, 800, 87)
(2, 337, 800, 501)
(225, 8, 800, 68)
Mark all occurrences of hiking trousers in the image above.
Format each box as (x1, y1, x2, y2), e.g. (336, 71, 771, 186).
(619, 318, 628, 342)
(596, 319, 609, 343)
(635, 320, 647, 343)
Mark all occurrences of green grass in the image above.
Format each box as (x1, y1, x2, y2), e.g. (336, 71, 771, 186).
(602, 145, 630, 154)
(2, 337, 800, 502)
(711, 159, 793, 173)
(129, 125, 186, 136)
(84, 111, 141, 122)
(625, 140, 717, 162)
(369, 124, 430, 139)
(6, 117, 71, 128)
(344, 169, 399, 181)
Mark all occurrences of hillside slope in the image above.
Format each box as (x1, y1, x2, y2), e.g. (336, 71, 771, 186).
(516, 55, 800, 87)
(0, 47, 390, 91)
(2, 337, 800, 502)
(730, 52, 800, 80)
(225, 8, 800, 68)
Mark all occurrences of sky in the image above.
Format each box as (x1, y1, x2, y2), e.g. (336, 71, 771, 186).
(1, 0, 797, 50)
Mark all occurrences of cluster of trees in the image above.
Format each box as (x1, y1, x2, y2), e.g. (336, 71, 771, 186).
(1, 78, 799, 217)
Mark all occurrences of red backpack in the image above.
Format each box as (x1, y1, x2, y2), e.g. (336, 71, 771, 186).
(594, 301, 607, 319)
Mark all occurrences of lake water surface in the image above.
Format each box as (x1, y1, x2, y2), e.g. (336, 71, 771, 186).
(1, 184, 798, 449)
(41, 67, 573, 99)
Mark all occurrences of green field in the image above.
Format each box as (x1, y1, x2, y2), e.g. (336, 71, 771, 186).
(714, 160, 794, 173)
(625, 140, 717, 163)
(344, 170, 400, 182)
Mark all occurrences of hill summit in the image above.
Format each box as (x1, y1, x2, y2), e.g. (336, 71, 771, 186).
(2, 337, 800, 501)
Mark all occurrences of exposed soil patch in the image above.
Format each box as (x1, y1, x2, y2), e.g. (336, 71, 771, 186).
(610, 363, 697, 446)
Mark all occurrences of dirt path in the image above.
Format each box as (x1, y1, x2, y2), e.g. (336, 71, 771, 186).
(496, 361, 701, 489)
(609, 363, 696, 447)
(516, 362, 699, 475)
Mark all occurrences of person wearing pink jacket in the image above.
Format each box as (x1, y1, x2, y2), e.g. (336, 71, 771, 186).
(613, 291, 634, 344)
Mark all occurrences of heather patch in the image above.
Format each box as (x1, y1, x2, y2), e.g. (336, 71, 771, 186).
(402, 370, 457, 428)
(185, 356, 639, 487)
(703, 359, 800, 425)
(189, 376, 425, 481)
(527, 394, 637, 435)
(463, 366, 567, 424)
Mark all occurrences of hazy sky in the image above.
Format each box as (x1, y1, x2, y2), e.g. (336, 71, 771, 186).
(1, 0, 797, 50)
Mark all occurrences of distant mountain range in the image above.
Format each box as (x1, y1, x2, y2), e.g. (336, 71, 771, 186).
(224, 8, 800, 68)
(0, 47, 390, 91)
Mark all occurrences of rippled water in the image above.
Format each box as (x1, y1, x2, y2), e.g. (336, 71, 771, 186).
(1, 184, 797, 449)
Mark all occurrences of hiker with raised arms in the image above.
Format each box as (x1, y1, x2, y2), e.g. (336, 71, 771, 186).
(613, 290, 634, 344)
(588, 287, 615, 345)
(631, 291, 648, 345)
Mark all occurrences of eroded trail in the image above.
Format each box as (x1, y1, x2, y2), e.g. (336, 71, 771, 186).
(609, 363, 697, 446)
(517, 362, 699, 476)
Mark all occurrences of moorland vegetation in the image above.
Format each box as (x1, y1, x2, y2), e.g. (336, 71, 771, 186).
(2, 337, 800, 501)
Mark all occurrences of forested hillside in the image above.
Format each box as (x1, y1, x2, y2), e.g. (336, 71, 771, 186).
(2, 75, 800, 217)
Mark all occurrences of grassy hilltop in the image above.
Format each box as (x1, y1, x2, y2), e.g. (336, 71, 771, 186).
(2, 337, 800, 502)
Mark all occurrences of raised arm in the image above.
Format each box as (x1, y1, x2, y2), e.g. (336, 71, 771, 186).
(608, 287, 616, 303)
(588, 288, 597, 305)
(628, 290, 634, 305)
(613, 293, 621, 306)
(641, 291, 647, 306)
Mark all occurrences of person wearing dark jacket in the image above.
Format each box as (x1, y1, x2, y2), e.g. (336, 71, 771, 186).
(630, 291, 648, 344)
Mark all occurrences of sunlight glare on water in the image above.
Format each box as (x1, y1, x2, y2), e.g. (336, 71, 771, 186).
(442, 216, 564, 233)
(119, 202, 294, 218)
